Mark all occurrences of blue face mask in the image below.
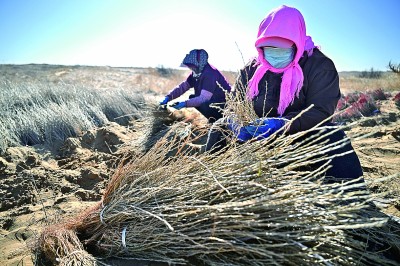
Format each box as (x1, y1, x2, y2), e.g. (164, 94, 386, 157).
(263, 47, 295, 69)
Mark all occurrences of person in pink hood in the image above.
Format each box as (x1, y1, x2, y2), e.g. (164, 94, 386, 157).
(207, 5, 363, 181)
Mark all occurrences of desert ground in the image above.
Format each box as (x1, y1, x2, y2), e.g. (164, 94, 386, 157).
(0, 64, 399, 265)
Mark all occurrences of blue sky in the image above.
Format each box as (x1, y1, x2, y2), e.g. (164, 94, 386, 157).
(0, 0, 399, 72)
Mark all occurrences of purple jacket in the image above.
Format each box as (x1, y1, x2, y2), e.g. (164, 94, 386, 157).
(167, 64, 231, 107)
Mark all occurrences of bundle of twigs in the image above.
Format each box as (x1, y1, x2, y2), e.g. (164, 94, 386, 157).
(34, 225, 97, 266)
(54, 122, 397, 266)
(219, 78, 259, 126)
(135, 102, 209, 153)
(34, 92, 400, 265)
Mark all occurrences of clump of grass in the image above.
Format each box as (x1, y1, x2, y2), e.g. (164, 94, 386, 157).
(0, 79, 148, 154)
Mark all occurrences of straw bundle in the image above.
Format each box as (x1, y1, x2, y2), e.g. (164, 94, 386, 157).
(219, 77, 259, 127)
(64, 123, 399, 265)
(137, 103, 208, 153)
(34, 226, 97, 266)
(34, 93, 400, 265)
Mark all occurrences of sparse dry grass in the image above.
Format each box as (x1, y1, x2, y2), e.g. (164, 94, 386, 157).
(339, 72, 400, 94)
(0, 78, 147, 154)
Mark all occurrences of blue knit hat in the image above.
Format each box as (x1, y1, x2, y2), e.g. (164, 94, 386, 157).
(181, 49, 208, 73)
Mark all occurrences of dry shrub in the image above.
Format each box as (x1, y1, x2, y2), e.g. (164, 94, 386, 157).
(344, 92, 361, 105)
(368, 88, 387, 101)
(334, 93, 380, 122)
(351, 93, 379, 116)
(336, 96, 347, 111)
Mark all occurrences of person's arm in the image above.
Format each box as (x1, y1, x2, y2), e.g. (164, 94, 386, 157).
(166, 75, 193, 100)
(284, 59, 340, 134)
(185, 71, 218, 107)
(166, 81, 191, 100)
(185, 90, 213, 107)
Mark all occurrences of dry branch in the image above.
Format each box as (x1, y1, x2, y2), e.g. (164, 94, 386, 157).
(388, 61, 400, 74)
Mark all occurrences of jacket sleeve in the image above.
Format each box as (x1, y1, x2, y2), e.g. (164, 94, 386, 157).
(185, 90, 213, 107)
(284, 60, 340, 134)
(166, 75, 193, 100)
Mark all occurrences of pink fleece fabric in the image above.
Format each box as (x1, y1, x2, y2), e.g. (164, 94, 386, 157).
(257, 37, 294, 48)
(247, 5, 317, 115)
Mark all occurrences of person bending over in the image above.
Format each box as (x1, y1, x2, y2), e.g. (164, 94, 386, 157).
(159, 49, 232, 123)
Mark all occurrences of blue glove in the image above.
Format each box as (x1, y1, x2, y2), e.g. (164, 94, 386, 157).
(173, 102, 186, 110)
(159, 96, 169, 105)
(227, 121, 253, 142)
(245, 118, 287, 140)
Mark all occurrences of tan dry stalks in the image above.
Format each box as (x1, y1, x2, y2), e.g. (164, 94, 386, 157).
(34, 226, 96, 265)
(219, 72, 259, 126)
(60, 122, 398, 265)
(33, 100, 400, 265)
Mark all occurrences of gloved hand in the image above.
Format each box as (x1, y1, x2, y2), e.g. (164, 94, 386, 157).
(227, 121, 253, 142)
(159, 96, 169, 105)
(245, 117, 287, 140)
(172, 102, 186, 110)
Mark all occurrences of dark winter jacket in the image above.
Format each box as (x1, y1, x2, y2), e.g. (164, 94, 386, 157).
(235, 49, 340, 134)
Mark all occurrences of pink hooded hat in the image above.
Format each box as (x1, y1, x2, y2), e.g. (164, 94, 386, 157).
(247, 5, 317, 115)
